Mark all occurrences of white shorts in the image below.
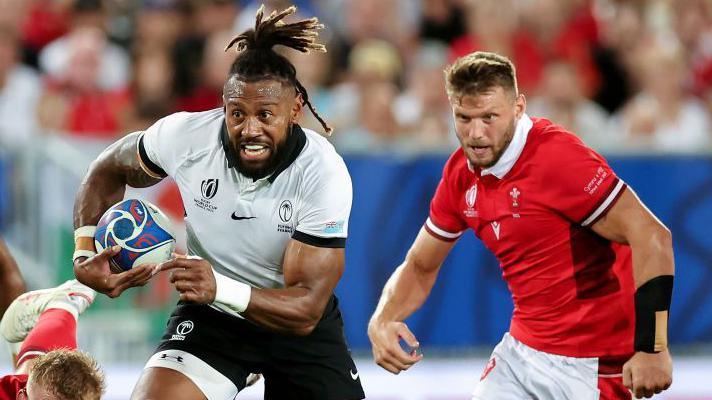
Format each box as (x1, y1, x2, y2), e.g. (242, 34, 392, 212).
(472, 333, 631, 400)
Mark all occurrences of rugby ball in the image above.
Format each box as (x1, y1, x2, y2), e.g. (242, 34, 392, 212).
(94, 199, 175, 272)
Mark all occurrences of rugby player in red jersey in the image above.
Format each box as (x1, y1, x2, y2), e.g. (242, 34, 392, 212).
(0, 277, 102, 400)
(369, 52, 674, 399)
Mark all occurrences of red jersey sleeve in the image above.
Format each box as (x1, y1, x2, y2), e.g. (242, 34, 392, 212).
(0, 374, 27, 400)
(541, 132, 627, 226)
(425, 154, 468, 241)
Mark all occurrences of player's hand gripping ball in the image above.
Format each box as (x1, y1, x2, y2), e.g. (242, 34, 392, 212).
(94, 199, 175, 272)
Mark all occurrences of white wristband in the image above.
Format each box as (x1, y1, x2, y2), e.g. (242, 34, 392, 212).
(73, 249, 97, 262)
(74, 226, 97, 240)
(213, 270, 252, 314)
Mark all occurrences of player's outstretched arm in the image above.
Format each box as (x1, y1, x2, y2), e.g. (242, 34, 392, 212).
(367, 227, 456, 374)
(73, 132, 164, 297)
(0, 237, 26, 317)
(591, 187, 674, 399)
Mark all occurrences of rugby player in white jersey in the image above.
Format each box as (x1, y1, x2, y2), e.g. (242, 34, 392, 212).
(70, 6, 364, 400)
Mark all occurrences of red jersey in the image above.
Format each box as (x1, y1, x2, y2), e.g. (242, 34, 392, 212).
(425, 115, 635, 357)
(0, 374, 27, 400)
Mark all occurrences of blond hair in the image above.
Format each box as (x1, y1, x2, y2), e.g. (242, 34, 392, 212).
(444, 51, 518, 99)
(30, 349, 105, 400)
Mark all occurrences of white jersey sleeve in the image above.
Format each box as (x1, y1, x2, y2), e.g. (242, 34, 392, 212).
(138, 109, 222, 178)
(293, 153, 352, 247)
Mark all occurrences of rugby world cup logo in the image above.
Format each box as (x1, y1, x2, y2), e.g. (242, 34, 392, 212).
(465, 185, 477, 208)
(201, 179, 219, 200)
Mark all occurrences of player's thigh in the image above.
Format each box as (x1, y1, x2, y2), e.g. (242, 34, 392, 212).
(263, 366, 363, 400)
(476, 333, 606, 400)
(139, 349, 246, 399)
(265, 298, 364, 400)
(472, 354, 531, 400)
(131, 367, 206, 400)
(264, 339, 364, 400)
(472, 334, 531, 399)
(146, 304, 263, 398)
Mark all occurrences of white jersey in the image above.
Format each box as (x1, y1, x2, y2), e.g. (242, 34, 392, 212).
(138, 108, 352, 290)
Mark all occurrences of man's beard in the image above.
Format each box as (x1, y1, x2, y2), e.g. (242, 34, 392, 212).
(235, 127, 291, 180)
(479, 117, 517, 168)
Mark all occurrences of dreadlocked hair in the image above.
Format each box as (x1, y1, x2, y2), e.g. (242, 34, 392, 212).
(225, 5, 333, 135)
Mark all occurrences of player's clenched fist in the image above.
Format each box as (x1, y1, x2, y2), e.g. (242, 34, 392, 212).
(622, 350, 673, 398)
(367, 319, 423, 375)
(157, 254, 217, 304)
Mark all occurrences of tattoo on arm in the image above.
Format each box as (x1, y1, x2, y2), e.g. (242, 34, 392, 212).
(74, 132, 163, 228)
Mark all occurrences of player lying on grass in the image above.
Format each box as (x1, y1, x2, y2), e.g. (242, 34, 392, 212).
(0, 278, 104, 400)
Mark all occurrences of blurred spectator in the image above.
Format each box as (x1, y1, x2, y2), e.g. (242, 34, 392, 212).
(0, 25, 41, 148)
(332, 81, 408, 153)
(613, 42, 712, 152)
(332, 0, 417, 45)
(348, 40, 403, 84)
(172, 0, 240, 112)
(134, 1, 185, 52)
(418, 0, 466, 44)
(0, 0, 707, 157)
(592, 0, 645, 113)
(39, 0, 130, 91)
(322, 0, 418, 72)
(330, 39, 403, 133)
(174, 29, 235, 112)
(17, 0, 73, 67)
(191, 0, 240, 37)
(0, 0, 30, 30)
(286, 47, 336, 134)
(449, 0, 543, 94)
(394, 41, 456, 152)
(672, 0, 712, 110)
(118, 46, 175, 132)
(451, 0, 601, 97)
(37, 27, 127, 137)
(518, 0, 600, 96)
(528, 60, 611, 150)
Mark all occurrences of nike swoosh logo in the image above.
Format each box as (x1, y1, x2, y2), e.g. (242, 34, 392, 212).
(231, 213, 256, 221)
(349, 369, 359, 380)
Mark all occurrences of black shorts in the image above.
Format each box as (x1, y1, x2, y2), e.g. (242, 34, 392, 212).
(153, 296, 365, 400)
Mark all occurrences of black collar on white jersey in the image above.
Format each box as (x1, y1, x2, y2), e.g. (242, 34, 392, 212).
(220, 120, 307, 183)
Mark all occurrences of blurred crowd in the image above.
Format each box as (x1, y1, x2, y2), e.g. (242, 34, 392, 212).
(0, 0, 712, 154)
